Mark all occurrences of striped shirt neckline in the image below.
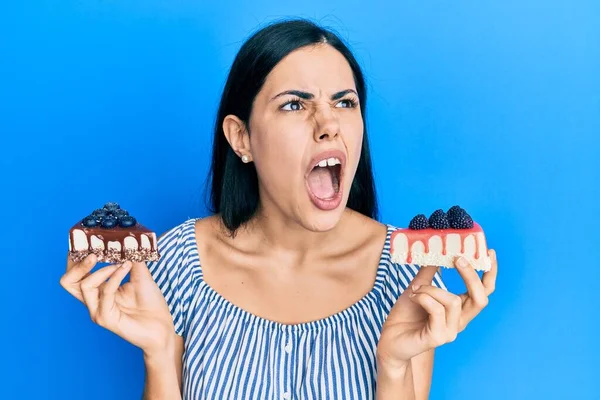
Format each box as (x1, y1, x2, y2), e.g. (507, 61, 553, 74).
(185, 218, 395, 333)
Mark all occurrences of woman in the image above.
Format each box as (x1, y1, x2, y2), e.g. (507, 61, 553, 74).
(60, 19, 497, 400)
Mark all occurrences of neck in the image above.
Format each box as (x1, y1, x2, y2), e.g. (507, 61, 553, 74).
(246, 207, 354, 257)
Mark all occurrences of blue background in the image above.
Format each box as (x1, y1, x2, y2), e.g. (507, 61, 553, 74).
(1, 1, 599, 399)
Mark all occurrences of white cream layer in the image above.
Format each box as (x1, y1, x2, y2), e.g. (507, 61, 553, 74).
(390, 231, 491, 271)
(70, 229, 157, 252)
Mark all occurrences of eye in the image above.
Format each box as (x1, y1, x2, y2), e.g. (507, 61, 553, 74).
(280, 99, 304, 112)
(335, 98, 358, 108)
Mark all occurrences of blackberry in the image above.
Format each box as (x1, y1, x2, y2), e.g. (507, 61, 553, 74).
(429, 209, 450, 229)
(447, 205, 464, 220)
(450, 212, 474, 229)
(408, 214, 429, 230)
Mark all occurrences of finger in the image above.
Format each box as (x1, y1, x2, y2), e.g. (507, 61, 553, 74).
(409, 265, 439, 289)
(482, 249, 498, 296)
(412, 284, 461, 337)
(455, 256, 489, 325)
(128, 261, 150, 283)
(98, 261, 132, 326)
(65, 250, 82, 270)
(80, 265, 120, 316)
(409, 291, 447, 347)
(60, 254, 99, 302)
(63, 253, 97, 281)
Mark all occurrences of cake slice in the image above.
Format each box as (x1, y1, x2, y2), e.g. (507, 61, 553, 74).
(68, 202, 160, 264)
(390, 206, 492, 272)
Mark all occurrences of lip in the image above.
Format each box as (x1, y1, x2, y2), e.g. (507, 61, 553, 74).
(304, 149, 346, 211)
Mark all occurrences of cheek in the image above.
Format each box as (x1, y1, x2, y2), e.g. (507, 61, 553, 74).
(251, 121, 308, 185)
(341, 118, 364, 165)
(255, 127, 304, 163)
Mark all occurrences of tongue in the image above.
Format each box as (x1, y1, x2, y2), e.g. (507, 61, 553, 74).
(307, 167, 335, 199)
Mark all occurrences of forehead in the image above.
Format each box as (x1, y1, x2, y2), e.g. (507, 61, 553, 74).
(262, 44, 356, 96)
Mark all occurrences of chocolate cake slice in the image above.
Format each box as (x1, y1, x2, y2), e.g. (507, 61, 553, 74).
(68, 202, 160, 263)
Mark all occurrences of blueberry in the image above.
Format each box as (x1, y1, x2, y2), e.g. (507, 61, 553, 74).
(103, 202, 120, 212)
(101, 216, 118, 228)
(111, 209, 129, 219)
(82, 215, 98, 227)
(429, 209, 450, 229)
(92, 208, 109, 217)
(450, 212, 474, 229)
(119, 216, 137, 228)
(408, 214, 429, 230)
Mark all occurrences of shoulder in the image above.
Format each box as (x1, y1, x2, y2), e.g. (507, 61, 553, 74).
(148, 218, 203, 336)
(147, 218, 200, 273)
(147, 217, 205, 292)
(152, 215, 228, 269)
(345, 210, 390, 239)
(157, 217, 198, 241)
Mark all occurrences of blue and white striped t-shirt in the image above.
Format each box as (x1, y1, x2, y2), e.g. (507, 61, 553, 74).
(147, 218, 446, 400)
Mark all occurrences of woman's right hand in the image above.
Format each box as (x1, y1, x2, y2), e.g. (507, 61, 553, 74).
(60, 254, 176, 357)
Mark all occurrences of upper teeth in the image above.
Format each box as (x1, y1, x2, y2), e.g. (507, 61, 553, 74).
(316, 157, 341, 167)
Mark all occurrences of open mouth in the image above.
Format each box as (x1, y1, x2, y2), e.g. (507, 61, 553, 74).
(307, 157, 342, 200)
(305, 153, 345, 211)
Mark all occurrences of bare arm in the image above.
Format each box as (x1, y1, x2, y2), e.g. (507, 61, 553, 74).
(411, 349, 434, 399)
(376, 360, 415, 400)
(376, 349, 434, 400)
(142, 334, 184, 400)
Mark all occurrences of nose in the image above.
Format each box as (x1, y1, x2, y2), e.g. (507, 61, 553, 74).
(313, 105, 340, 142)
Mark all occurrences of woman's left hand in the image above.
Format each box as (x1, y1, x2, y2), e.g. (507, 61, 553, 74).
(376, 249, 498, 370)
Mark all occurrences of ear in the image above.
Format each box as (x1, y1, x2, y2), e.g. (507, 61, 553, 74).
(223, 114, 252, 162)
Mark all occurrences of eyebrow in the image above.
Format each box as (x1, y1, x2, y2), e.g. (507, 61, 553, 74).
(270, 89, 358, 102)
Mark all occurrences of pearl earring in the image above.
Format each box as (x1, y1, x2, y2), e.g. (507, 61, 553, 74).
(242, 155, 249, 163)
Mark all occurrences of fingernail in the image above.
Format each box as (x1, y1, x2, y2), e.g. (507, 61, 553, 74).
(412, 284, 421, 292)
(121, 261, 131, 270)
(457, 257, 468, 268)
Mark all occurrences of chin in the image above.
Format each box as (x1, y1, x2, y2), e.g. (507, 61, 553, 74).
(297, 200, 349, 232)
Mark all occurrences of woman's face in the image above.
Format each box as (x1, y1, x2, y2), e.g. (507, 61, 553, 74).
(247, 44, 364, 232)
